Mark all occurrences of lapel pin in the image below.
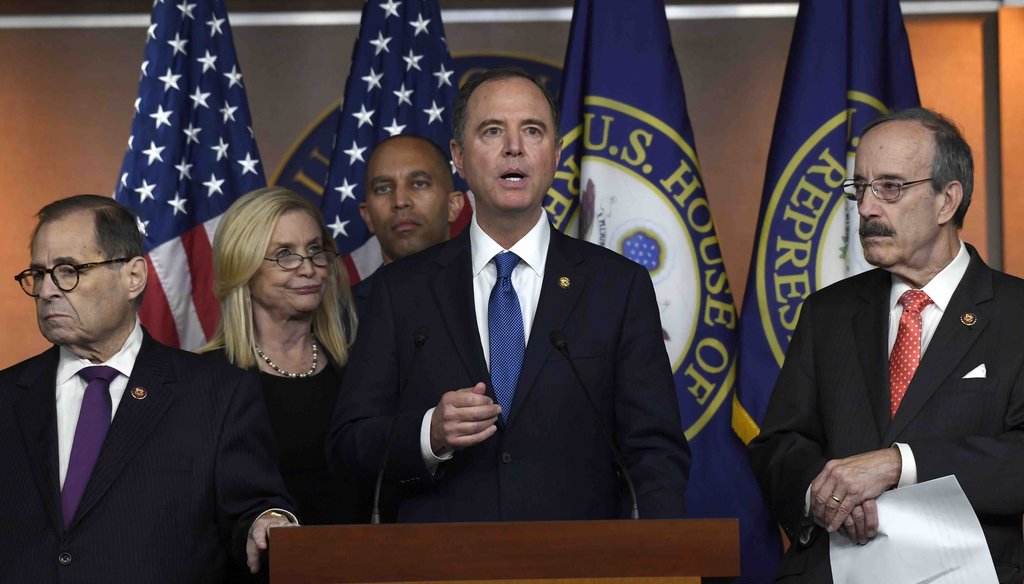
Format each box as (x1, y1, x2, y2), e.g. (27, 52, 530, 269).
(960, 312, 977, 327)
(558, 276, 571, 289)
(131, 387, 148, 400)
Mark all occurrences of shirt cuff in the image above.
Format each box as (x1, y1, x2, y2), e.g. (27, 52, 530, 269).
(420, 407, 453, 474)
(893, 442, 917, 488)
(254, 508, 299, 526)
(799, 484, 815, 545)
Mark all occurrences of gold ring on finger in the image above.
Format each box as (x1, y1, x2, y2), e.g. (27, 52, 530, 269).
(831, 495, 842, 504)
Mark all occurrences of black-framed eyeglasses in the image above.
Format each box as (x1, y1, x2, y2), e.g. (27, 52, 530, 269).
(264, 250, 337, 270)
(14, 257, 131, 297)
(841, 177, 933, 202)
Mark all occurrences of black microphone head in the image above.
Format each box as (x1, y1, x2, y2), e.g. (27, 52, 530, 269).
(413, 326, 429, 349)
(549, 330, 568, 351)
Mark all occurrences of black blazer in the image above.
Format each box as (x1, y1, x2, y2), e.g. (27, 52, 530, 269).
(750, 245, 1024, 583)
(0, 332, 295, 583)
(328, 225, 691, 522)
(351, 271, 375, 324)
(206, 346, 373, 526)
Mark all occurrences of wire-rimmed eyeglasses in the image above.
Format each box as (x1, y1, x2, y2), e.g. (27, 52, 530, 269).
(264, 250, 337, 270)
(841, 177, 933, 202)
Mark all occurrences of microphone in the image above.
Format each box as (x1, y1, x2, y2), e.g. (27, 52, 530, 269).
(371, 326, 429, 524)
(549, 330, 640, 520)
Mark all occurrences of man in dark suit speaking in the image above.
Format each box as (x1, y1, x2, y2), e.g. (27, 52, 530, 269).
(329, 69, 690, 521)
(0, 195, 297, 582)
(750, 108, 1024, 582)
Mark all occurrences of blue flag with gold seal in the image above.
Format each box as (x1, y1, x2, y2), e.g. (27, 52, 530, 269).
(736, 0, 919, 445)
(550, 0, 781, 580)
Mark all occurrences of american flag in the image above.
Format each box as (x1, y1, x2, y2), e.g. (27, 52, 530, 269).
(114, 0, 264, 349)
(323, 0, 458, 283)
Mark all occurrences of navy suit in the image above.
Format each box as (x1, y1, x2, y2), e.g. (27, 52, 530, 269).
(351, 271, 375, 323)
(749, 246, 1024, 583)
(328, 225, 690, 522)
(0, 333, 295, 583)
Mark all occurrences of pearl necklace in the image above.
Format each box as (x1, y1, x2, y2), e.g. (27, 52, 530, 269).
(255, 338, 319, 378)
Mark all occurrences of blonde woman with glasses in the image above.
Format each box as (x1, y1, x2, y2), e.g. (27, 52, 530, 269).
(201, 186, 370, 526)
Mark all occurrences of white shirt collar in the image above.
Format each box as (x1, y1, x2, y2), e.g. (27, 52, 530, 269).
(56, 319, 143, 386)
(889, 241, 970, 312)
(470, 210, 550, 278)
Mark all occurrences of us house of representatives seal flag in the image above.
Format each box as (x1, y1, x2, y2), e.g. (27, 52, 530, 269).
(551, 0, 781, 580)
(736, 0, 919, 439)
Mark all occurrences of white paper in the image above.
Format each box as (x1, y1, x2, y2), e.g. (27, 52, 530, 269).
(829, 475, 997, 584)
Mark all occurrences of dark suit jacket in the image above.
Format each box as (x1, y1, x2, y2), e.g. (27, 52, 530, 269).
(0, 332, 295, 584)
(328, 225, 690, 521)
(351, 271, 375, 324)
(206, 347, 373, 526)
(749, 245, 1024, 583)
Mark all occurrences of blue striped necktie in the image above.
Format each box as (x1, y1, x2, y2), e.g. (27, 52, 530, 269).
(488, 252, 525, 422)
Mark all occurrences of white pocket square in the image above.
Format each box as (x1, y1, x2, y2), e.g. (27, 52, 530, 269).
(962, 364, 987, 379)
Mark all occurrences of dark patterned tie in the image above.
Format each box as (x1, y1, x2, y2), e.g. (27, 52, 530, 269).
(489, 252, 525, 422)
(889, 290, 933, 417)
(62, 365, 118, 528)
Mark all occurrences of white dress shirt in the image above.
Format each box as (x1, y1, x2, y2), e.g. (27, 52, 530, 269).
(420, 210, 551, 466)
(55, 320, 142, 488)
(54, 320, 298, 530)
(889, 240, 970, 487)
(470, 210, 550, 368)
(803, 241, 970, 517)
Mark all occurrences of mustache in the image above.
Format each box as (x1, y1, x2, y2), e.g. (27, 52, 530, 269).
(859, 220, 895, 238)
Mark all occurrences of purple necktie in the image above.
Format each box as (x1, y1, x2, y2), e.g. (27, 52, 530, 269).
(62, 365, 118, 528)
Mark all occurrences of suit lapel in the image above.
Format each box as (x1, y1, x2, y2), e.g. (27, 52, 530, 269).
(883, 249, 992, 444)
(13, 347, 64, 532)
(851, 270, 891, 441)
(431, 230, 490, 389)
(506, 228, 585, 427)
(69, 334, 176, 530)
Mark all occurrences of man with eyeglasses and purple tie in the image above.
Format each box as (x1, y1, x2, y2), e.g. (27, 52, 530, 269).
(0, 194, 298, 583)
(750, 108, 1024, 583)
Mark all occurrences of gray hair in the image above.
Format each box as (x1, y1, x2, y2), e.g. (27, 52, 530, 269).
(862, 107, 973, 228)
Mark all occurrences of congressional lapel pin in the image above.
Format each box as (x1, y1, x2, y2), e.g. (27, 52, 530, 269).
(558, 276, 571, 289)
(131, 387, 148, 400)
(960, 312, 977, 327)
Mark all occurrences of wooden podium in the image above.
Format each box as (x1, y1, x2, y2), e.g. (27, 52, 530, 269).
(270, 518, 739, 584)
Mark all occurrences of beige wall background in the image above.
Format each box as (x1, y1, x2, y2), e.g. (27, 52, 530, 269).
(0, 8, 1016, 367)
